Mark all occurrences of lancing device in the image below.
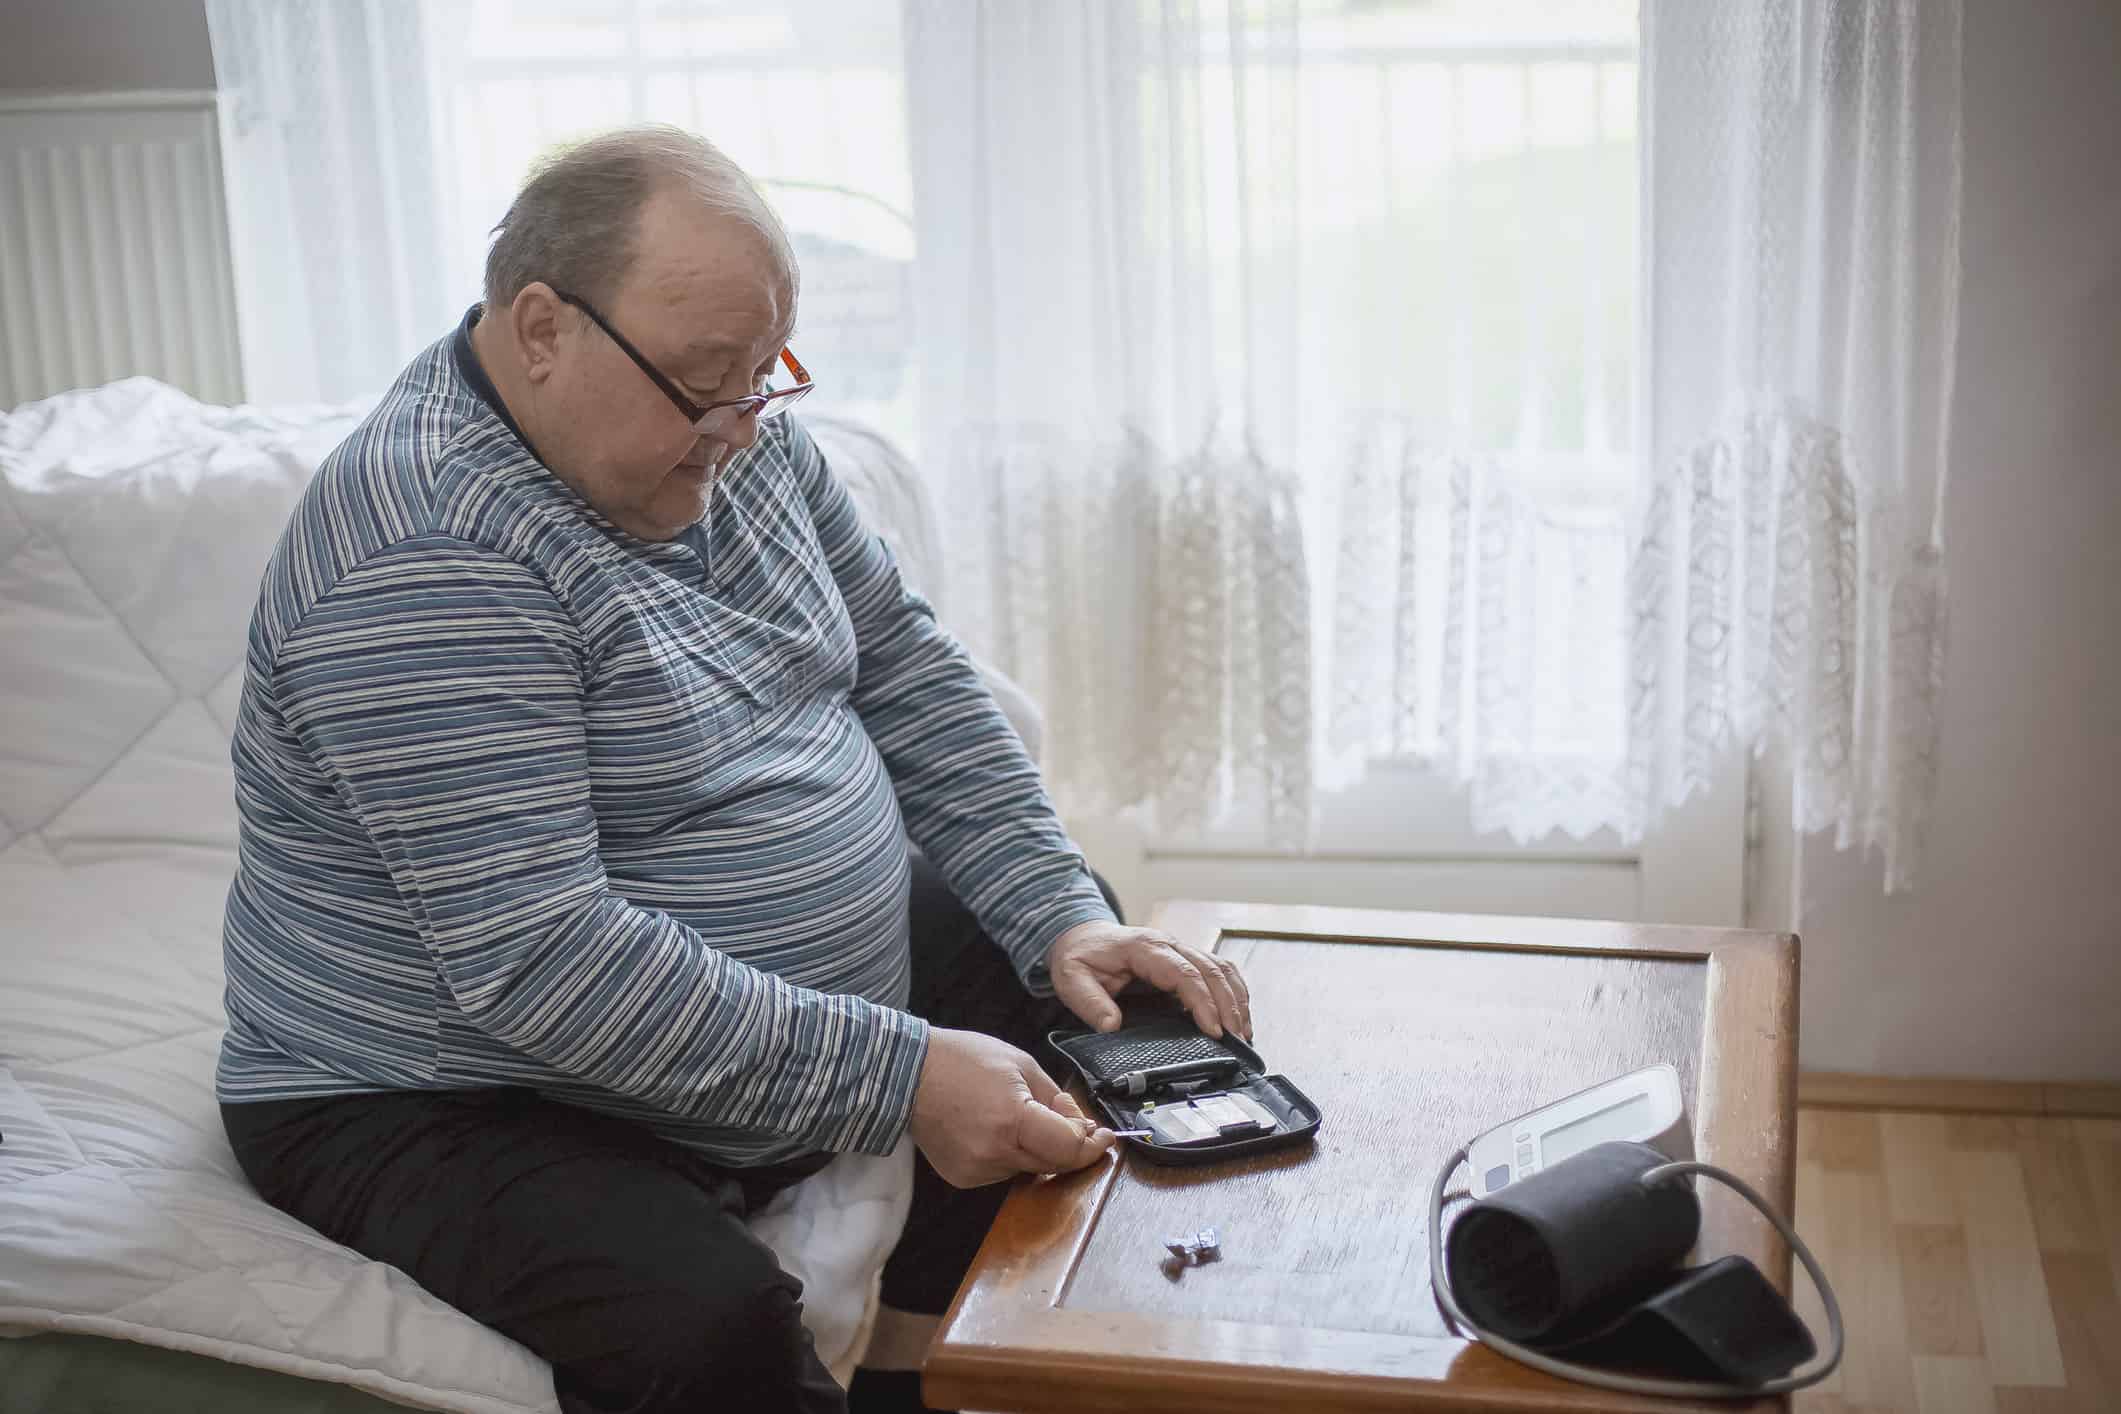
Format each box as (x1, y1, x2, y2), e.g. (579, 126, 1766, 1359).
(1096, 1057, 1242, 1098)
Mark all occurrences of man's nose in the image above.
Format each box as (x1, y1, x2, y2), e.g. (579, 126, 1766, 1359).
(719, 407, 762, 453)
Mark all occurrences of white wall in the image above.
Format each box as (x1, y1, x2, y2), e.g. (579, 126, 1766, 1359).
(1777, 0, 2121, 1084)
(0, 0, 237, 408)
(0, 0, 213, 92)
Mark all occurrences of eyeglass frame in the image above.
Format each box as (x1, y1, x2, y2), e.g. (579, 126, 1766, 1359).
(551, 288, 813, 431)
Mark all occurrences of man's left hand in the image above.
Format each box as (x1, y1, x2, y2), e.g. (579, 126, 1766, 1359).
(1046, 921, 1253, 1041)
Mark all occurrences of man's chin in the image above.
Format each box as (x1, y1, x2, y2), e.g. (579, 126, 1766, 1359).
(649, 474, 714, 536)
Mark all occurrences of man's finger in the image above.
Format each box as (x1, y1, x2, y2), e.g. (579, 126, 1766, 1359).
(1017, 1057, 1065, 1109)
(1014, 1100, 1115, 1172)
(1134, 942, 1221, 1037)
(1177, 943, 1245, 1042)
(1210, 954, 1253, 1040)
(1054, 966, 1124, 1033)
(1046, 1087, 1090, 1124)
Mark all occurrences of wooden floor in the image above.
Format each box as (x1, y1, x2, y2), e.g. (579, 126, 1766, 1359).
(1790, 1106, 2121, 1414)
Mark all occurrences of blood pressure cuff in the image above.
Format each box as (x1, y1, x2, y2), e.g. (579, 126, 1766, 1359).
(1446, 1140, 1815, 1386)
(1049, 996, 1322, 1166)
(1548, 1255, 1818, 1386)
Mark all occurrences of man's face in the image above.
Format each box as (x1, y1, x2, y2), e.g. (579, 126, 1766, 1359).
(523, 186, 795, 541)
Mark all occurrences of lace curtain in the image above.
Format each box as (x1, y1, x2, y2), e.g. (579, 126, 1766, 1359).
(901, 3, 1320, 841)
(1296, 0, 1960, 884)
(905, 1, 1657, 848)
(1634, 0, 1961, 890)
(204, 0, 1961, 887)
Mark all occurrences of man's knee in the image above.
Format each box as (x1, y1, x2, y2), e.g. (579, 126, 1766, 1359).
(661, 1269, 809, 1379)
(579, 1261, 821, 1410)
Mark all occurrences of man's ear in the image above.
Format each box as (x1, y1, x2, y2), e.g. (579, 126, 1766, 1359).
(510, 284, 564, 387)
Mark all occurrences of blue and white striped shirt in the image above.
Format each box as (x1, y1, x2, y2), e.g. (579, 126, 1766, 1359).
(216, 318, 1113, 1165)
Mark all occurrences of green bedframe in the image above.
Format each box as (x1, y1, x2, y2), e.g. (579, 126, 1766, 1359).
(0, 1333, 450, 1414)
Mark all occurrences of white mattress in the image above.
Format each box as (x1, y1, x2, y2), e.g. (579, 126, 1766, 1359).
(0, 379, 913, 1411)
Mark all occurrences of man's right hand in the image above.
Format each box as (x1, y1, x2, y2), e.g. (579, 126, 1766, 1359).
(908, 1027, 1117, 1188)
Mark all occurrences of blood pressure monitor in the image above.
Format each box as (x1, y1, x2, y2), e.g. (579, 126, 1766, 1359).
(1468, 1064, 1690, 1198)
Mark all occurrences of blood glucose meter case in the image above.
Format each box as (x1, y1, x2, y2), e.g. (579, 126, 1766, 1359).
(1049, 997, 1322, 1166)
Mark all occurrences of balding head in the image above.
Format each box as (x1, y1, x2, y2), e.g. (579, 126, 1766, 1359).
(484, 124, 797, 314)
(468, 124, 802, 541)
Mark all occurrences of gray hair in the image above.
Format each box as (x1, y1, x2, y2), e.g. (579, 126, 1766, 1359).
(483, 124, 796, 312)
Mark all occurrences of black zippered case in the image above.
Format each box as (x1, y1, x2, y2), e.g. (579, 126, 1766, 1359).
(1048, 998, 1323, 1166)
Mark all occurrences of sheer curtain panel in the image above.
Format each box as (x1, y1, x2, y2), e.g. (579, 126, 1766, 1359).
(1636, 0, 1961, 890)
(903, 1, 1317, 843)
(206, 0, 451, 405)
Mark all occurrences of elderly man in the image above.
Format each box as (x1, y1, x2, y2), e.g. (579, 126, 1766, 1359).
(215, 125, 1251, 1414)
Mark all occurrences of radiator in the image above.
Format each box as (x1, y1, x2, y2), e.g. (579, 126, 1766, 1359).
(0, 90, 244, 411)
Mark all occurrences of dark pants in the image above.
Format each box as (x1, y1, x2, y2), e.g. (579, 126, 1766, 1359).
(221, 855, 1115, 1414)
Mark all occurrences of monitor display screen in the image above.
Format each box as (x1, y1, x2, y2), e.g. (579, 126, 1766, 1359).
(1541, 1089, 1658, 1167)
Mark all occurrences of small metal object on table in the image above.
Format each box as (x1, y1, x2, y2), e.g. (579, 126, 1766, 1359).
(926, 900, 1800, 1414)
(1160, 1226, 1221, 1278)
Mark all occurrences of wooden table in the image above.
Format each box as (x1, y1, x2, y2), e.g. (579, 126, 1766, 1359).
(925, 900, 1799, 1414)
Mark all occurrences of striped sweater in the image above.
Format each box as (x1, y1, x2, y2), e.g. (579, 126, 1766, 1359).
(216, 320, 1113, 1165)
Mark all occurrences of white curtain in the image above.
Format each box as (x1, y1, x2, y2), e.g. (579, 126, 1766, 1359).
(204, 0, 1961, 887)
(205, 0, 452, 405)
(902, 3, 1317, 841)
(1635, 0, 1961, 890)
(903, 2, 1646, 847)
(206, 0, 917, 416)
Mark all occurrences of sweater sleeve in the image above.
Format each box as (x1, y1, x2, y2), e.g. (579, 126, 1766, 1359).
(272, 533, 929, 1154)
(783, 420, 1116, 996)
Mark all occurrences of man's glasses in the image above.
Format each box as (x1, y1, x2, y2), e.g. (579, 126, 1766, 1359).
(553, 288, 812, 433)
